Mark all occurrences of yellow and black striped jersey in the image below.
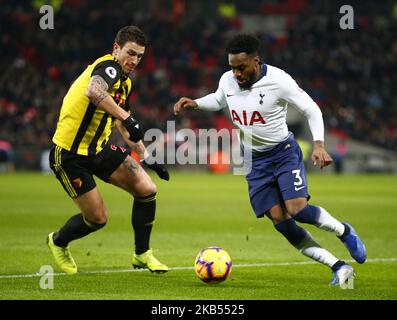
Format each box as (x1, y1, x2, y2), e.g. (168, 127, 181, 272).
(53, 54, 132, 156)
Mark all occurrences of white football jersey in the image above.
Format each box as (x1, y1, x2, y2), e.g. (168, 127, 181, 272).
(195, 64, 324, 151)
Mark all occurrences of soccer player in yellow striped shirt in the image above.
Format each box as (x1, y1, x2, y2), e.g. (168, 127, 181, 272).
(47, 26, 169, 274)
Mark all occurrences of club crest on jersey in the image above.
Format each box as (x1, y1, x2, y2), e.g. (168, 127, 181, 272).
(259, 92, 265, 105)
(231, 109, 266, 126)
(114, 92, 126, 108)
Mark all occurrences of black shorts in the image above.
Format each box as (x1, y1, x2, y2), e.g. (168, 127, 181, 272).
(49, 143, 130, 198)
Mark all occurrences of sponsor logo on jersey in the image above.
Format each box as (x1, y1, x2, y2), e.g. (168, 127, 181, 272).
(231, 109, 266, 126)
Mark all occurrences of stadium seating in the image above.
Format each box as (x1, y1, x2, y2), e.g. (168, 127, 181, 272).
(0, 0, 395, 169)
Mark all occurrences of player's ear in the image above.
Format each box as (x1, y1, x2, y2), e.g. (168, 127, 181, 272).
(113, 42, 121, 54)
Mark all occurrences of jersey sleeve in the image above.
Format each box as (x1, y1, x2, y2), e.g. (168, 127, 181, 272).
(279, 71, 325, 142)
(91, 60, 122, 88)
(195, 74, 227, 111)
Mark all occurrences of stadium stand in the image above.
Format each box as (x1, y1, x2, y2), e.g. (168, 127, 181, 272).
(0, 0, 396, 170)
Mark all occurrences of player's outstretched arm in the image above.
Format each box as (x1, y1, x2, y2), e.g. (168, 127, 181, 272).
(173, 97, 198, 115)
(311, 141, 333, 169)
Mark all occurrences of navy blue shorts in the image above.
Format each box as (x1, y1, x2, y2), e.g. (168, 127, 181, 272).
(245, 135, 310, 218)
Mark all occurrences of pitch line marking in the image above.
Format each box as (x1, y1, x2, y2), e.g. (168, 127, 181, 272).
(0, 257, 396, 279)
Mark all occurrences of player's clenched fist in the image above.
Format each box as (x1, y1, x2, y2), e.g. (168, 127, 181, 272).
(122, 116, 144, 142)
(173, 97, 198, 115)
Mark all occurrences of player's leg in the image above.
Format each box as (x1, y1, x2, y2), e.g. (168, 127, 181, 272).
(284, 197, 366, 264)
(52, 187, 108, 247)
(48, 146, 107, 273)
(109, 155, 167, 273)
(108, 155, 157, 253)
(247, 162, 352, 285)
(267, 204, 344, 269)
(285, 197, 345, 235)
(267, 203, 354, 287)
(277, 138, 345, 235)
(278, 139, 366, 264)
(246, 157, 346, 275)
(96, 145, 167, 273)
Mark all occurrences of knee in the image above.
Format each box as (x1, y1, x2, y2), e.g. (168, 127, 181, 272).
(285, 199, 307, 216)
(136, 181, 157, 198)
(266, 203, 289, 225)
(94, 216, 108, 227)
(96, 207, 108, 225)
(268, 215, 287, 225)
(146, 182, 157, 195)
(87, 207, 108, 226)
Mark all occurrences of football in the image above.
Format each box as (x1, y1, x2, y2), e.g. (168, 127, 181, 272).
(194, 246, 232, 284)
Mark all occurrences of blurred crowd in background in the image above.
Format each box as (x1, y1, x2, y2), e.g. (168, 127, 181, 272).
(0, 0, 396, 170)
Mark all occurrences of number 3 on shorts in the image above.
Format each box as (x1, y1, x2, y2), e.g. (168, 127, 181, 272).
(292, 169, 304, 191)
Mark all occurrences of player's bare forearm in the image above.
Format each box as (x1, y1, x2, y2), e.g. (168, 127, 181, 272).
(97, 96, 130, 120)
(85, 75, 129, 121)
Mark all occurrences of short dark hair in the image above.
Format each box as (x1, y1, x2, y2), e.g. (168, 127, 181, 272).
(115, 26, 148, 48)
(226, 34, 261, 55)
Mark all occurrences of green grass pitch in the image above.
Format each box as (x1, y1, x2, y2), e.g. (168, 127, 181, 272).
(0, 171, 396, 300)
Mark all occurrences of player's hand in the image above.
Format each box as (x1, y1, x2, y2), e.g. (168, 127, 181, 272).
(173, 97, 198, 115)
(122, 116, 144, 143)
(142, 159, 170, 181)
(311, 141, 333, 169)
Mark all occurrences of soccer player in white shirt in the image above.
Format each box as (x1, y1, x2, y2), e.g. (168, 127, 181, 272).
(174, 34, 366, 287)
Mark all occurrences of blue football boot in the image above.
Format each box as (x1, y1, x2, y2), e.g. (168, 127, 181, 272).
(339, 222, 367, 264)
